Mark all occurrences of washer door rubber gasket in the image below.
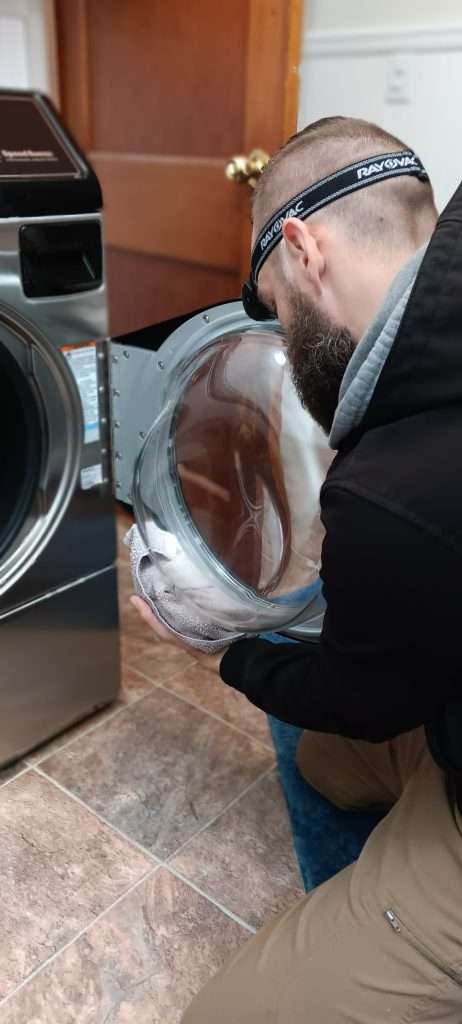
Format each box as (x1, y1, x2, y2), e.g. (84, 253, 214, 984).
(0, 341, 42, 560)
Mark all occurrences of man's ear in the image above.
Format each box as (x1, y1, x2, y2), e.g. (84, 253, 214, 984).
(281, 218, 326, 294)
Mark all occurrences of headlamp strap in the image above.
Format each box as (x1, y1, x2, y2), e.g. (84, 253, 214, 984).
(251, 150, 429, 283)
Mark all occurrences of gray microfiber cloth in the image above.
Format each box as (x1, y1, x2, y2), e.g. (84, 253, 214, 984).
(126, 523, 241, 653)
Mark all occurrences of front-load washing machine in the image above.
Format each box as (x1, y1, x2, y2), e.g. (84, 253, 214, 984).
(0, 89, 119, 765)
(0, 89, 329, 768)
(111, 303, 334, 643)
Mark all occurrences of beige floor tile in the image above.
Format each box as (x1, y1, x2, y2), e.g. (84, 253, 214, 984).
(118, 575, 131, 596)
(120, 663, 155, 702)
(171, 770, 303, 929)
(25, 667, 150, 766)
(117, 577, 133, 604)
(0, 868, 247, 1024)
(26, 699, 122, 764)
(117, 538, 131, 561)
(117, 587, 136, 619)
(0, 502, 285, 1015)
(119, 631, 160, 667)
(40, 688, 273, 859)
(0, 771, 152, 1000)
(118, 568, 130, 587)
(117, 569, 133, 597)
(120, 619, 154, 655)
(118, 597, 151, 640)
(128, 639, 197, 682)
(163, 662, 272, 748)
(117, 554, 131, 574)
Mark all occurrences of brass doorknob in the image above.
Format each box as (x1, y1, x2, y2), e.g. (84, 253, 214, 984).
(225, 148, 270, 188)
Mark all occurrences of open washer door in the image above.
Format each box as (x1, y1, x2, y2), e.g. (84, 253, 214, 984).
(128, 302, 333, 642)
(0, 303, 82, 595)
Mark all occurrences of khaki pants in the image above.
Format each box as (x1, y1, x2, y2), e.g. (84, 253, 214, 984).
(182, 728, 462, 1022)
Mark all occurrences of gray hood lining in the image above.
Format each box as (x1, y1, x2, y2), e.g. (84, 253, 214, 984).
(329, 244, 428, 450)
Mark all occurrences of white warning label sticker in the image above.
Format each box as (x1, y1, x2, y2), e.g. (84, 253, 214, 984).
(80, 464, 104, 490)
(62, 342, 100, 444)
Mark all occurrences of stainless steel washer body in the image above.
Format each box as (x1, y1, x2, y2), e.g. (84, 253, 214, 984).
(0, 90, 119, 765)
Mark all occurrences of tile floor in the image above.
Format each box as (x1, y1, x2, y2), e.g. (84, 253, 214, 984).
(0, 505, 303, 1022)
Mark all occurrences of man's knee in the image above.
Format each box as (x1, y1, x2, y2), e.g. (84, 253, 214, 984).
(295, 730, 393, 811)
(295, 730, 353, 808)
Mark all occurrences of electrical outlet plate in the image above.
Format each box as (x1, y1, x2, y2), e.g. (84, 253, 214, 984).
(385, 55, 411, 105)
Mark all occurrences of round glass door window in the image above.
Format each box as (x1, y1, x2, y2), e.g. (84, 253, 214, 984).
(0, 304, 82, 595)
(134, 326, 333, 637)
(0, 340, 41, 561)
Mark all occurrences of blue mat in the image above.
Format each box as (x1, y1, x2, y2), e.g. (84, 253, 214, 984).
(269, 716, 385, 892)
(261, 585, 384, 891)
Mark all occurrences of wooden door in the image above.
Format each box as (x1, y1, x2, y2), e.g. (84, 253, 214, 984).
(55, 0, 302, 335)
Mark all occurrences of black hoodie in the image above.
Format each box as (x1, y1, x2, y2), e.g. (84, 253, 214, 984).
(220, 181, 462, 789)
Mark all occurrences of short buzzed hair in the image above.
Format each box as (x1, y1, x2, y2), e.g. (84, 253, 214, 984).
(253, 116, 437, 250)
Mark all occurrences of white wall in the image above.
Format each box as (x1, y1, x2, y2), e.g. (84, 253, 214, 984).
(306, 0, 462, 32)
(299, 4, 462, 210)
(0, 0, 58, 102)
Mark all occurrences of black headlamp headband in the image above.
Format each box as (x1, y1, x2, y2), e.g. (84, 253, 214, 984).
(250, 149, 429, 286)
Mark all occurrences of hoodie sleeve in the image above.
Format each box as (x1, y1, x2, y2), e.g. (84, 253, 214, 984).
(220, 484, 459, 742)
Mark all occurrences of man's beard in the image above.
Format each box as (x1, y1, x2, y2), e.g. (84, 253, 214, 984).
(285, 287, 356, 435)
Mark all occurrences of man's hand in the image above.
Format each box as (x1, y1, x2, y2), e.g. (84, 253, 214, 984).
(129, 595, 227, 673)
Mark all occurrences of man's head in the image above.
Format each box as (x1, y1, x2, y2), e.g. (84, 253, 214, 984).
(250, 116, 438, 433)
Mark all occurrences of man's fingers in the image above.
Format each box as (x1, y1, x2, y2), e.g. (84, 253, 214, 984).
(129, 596, 172, 642)
(129, 595, 229, 665)
(130, 595, 155, 625)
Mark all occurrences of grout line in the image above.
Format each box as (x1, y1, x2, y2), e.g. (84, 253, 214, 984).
(32, 766, 159, 866)
(31, 685, 274, 869)
(8, 610, 175, 775)
(166, 765, 275, 865)
(0, 862, 160, 1009)
(34, 761, 271, 930)
(33, 760, 275, 879)
(0, 855, 253, 1012)
(0, 764, 31, 791)
(24, 684, 158, 767)
(25, 682, 276, 964)
(166, 864, 256, 934)
(122, 647, 193, 671)
(0, 769, 258, 1006)
(127, 649, 197, 674)
(29, 655, 275, 869)
(131, 666, 275, 754)
(25, 704, 127, 766)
